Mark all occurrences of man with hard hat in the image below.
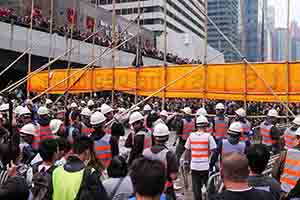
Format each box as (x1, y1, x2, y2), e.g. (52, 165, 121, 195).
(19, 123, 38, 164)
(175, 107, 196, 165)
(184, 115, 217, 200)
(37, 106, 55, 143)
(143, 123, 178, 200)
(210, 122, 247, 169)
(196, 107, 213, 133)
(90, 111, 118, 169)
(259, 109, 281, 153)
(80, 107, 94, 137)
(45, 99, 53, 109)
(87, 100, 95, 112)
(234, 108, 252, 145)
(283, 116, 300, 149)
(125, 111, 152, 165)
(272, 127, 300, 196)
(80, 100, 86, 109)
(212, 103, 229, 145)
(101, 103, 125, 143)
(143, 104, 152, 129)
(153, 110, 169, 127)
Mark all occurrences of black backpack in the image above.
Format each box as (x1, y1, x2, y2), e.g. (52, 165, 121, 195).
(31, 164, 56, 200)
(75, 167, 108, 200)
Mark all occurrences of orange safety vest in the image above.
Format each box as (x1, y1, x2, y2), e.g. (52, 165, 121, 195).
(39, 125, 55, 141)
(260, 122, 275, 146)
(190, 134, 209, 161)
(81, 123, 94, 137)
(180, 118, 195, 140)
(280, 149, 300, 193)
(240, 120, 251, 142)
(32, 131, 40, 150)
(136, 130, 152, 150)
(213, 116, 229, 140)
(284, 128, 296, 149)
(94, 134, 112, 168)
(105, 124, 112, 135)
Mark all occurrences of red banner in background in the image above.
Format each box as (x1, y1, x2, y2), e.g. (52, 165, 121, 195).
(67, 8, 76, 24)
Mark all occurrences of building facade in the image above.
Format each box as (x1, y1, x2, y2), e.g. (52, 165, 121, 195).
(207, 0, 240, 62)
(272, 28, 287, 61)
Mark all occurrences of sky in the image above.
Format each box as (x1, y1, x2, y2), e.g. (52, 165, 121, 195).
(268, 0, 300, 28)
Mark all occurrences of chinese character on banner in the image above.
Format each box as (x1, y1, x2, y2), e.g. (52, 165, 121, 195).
(67, 8, 76, 25)
(86, 16, 95, 30)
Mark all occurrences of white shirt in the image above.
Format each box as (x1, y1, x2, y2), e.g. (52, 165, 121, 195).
(185, 131, 217, 171)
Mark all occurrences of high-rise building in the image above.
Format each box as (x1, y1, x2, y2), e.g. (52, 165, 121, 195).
(243, 0, 266, 62)
(272, 28, 287, 61)
(95, 0, 218, 61)
(207, 0, 240, 62)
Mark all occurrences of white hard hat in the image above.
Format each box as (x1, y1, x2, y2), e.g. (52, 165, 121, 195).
(25, 99, 33, 105)
(14, 106, 24, 115)
(196, 108, 208, 116)
(216, 103, 225, 110)
(90, 111, 106, 125)
(153, 123, 169, 137)
(101, 104, 114, 115)
(196, 115, 209, 125)
(19, 106, 31, 116)
(0, 103, 9, 112)
(80, 100, 86, 105)
(118, 107, 126, 113)
(50, 119, 63, 134)
(235, 108, 246, 117)
(45, 99, 53, 105)
(129, 111, 144, 124)
(20, 123, 37, 136)
(267, 109, 278, 118)
(37, 106, 49, 115)
(160, 110, 169, 117)
(228, 122, 243, 135)
(87, 100, 95, 106)
(70, 102, 78, 108)
(182, 107, 192, 115)
(143, 104, 152, 111)
(81, 107, 93, 116)
(293, 116, 300, 126)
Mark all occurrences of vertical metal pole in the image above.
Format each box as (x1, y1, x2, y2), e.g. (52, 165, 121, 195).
(27, 0, 34, 98)
(112, 0, 116, 105)
(135, 0, 141, 104)
(90, 22, 96, 98)
(202, 0, 208, 107)
(162, 0, 167, 110)
(47, 0, 54, 98)
(240, 0, 247, 110)
(286, 0, 291, 120)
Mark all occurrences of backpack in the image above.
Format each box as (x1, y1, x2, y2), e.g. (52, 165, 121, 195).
(31, 164, 56, 200)
(75, 167, 107, 200)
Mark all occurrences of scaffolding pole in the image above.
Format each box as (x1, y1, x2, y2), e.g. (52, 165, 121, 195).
(162, 0, 167, 110)
(135, 0, 141, 104)
(112, 0, 116, 105)
(47, 0, 54, 97)
(286, 0, 291, 120)
(27, 0, 34, 98)
(202, 0, 208, 107)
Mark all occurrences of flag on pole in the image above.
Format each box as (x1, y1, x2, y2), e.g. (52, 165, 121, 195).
(67, 8, 76, 25)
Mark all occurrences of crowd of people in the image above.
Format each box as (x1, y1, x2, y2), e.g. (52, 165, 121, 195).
(0, 6, 202, 65)
(0, 92, 299, 200)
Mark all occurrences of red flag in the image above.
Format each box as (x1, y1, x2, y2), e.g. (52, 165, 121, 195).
(86, 16, 95, 30)
(67, 8, 76, 24)
(32, 8, 42, 17)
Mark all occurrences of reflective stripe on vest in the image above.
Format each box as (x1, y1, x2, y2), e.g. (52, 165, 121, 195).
(39, 125, 55, 141)
(180, 118, 195, 140)
(32, 134, 40, 150)
(260, 122, 275, 146)
(137, 130, 152, 150)
(143, 148, 171, 188)
(105, 124, 112, 135)
(213, 116, 228, 140)
(284, 128, 296, 149)
(280, 149, 300, 193)
(222, 139, 246, 155)
(190, 133, 210, 162)
(52, 166, 85, 200)
(81, 123, 94, 137)
(94, 134, 112, 168)
(240, 121, 251, 142)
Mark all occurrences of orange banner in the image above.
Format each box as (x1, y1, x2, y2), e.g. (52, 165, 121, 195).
(28, 63, 300, 102)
